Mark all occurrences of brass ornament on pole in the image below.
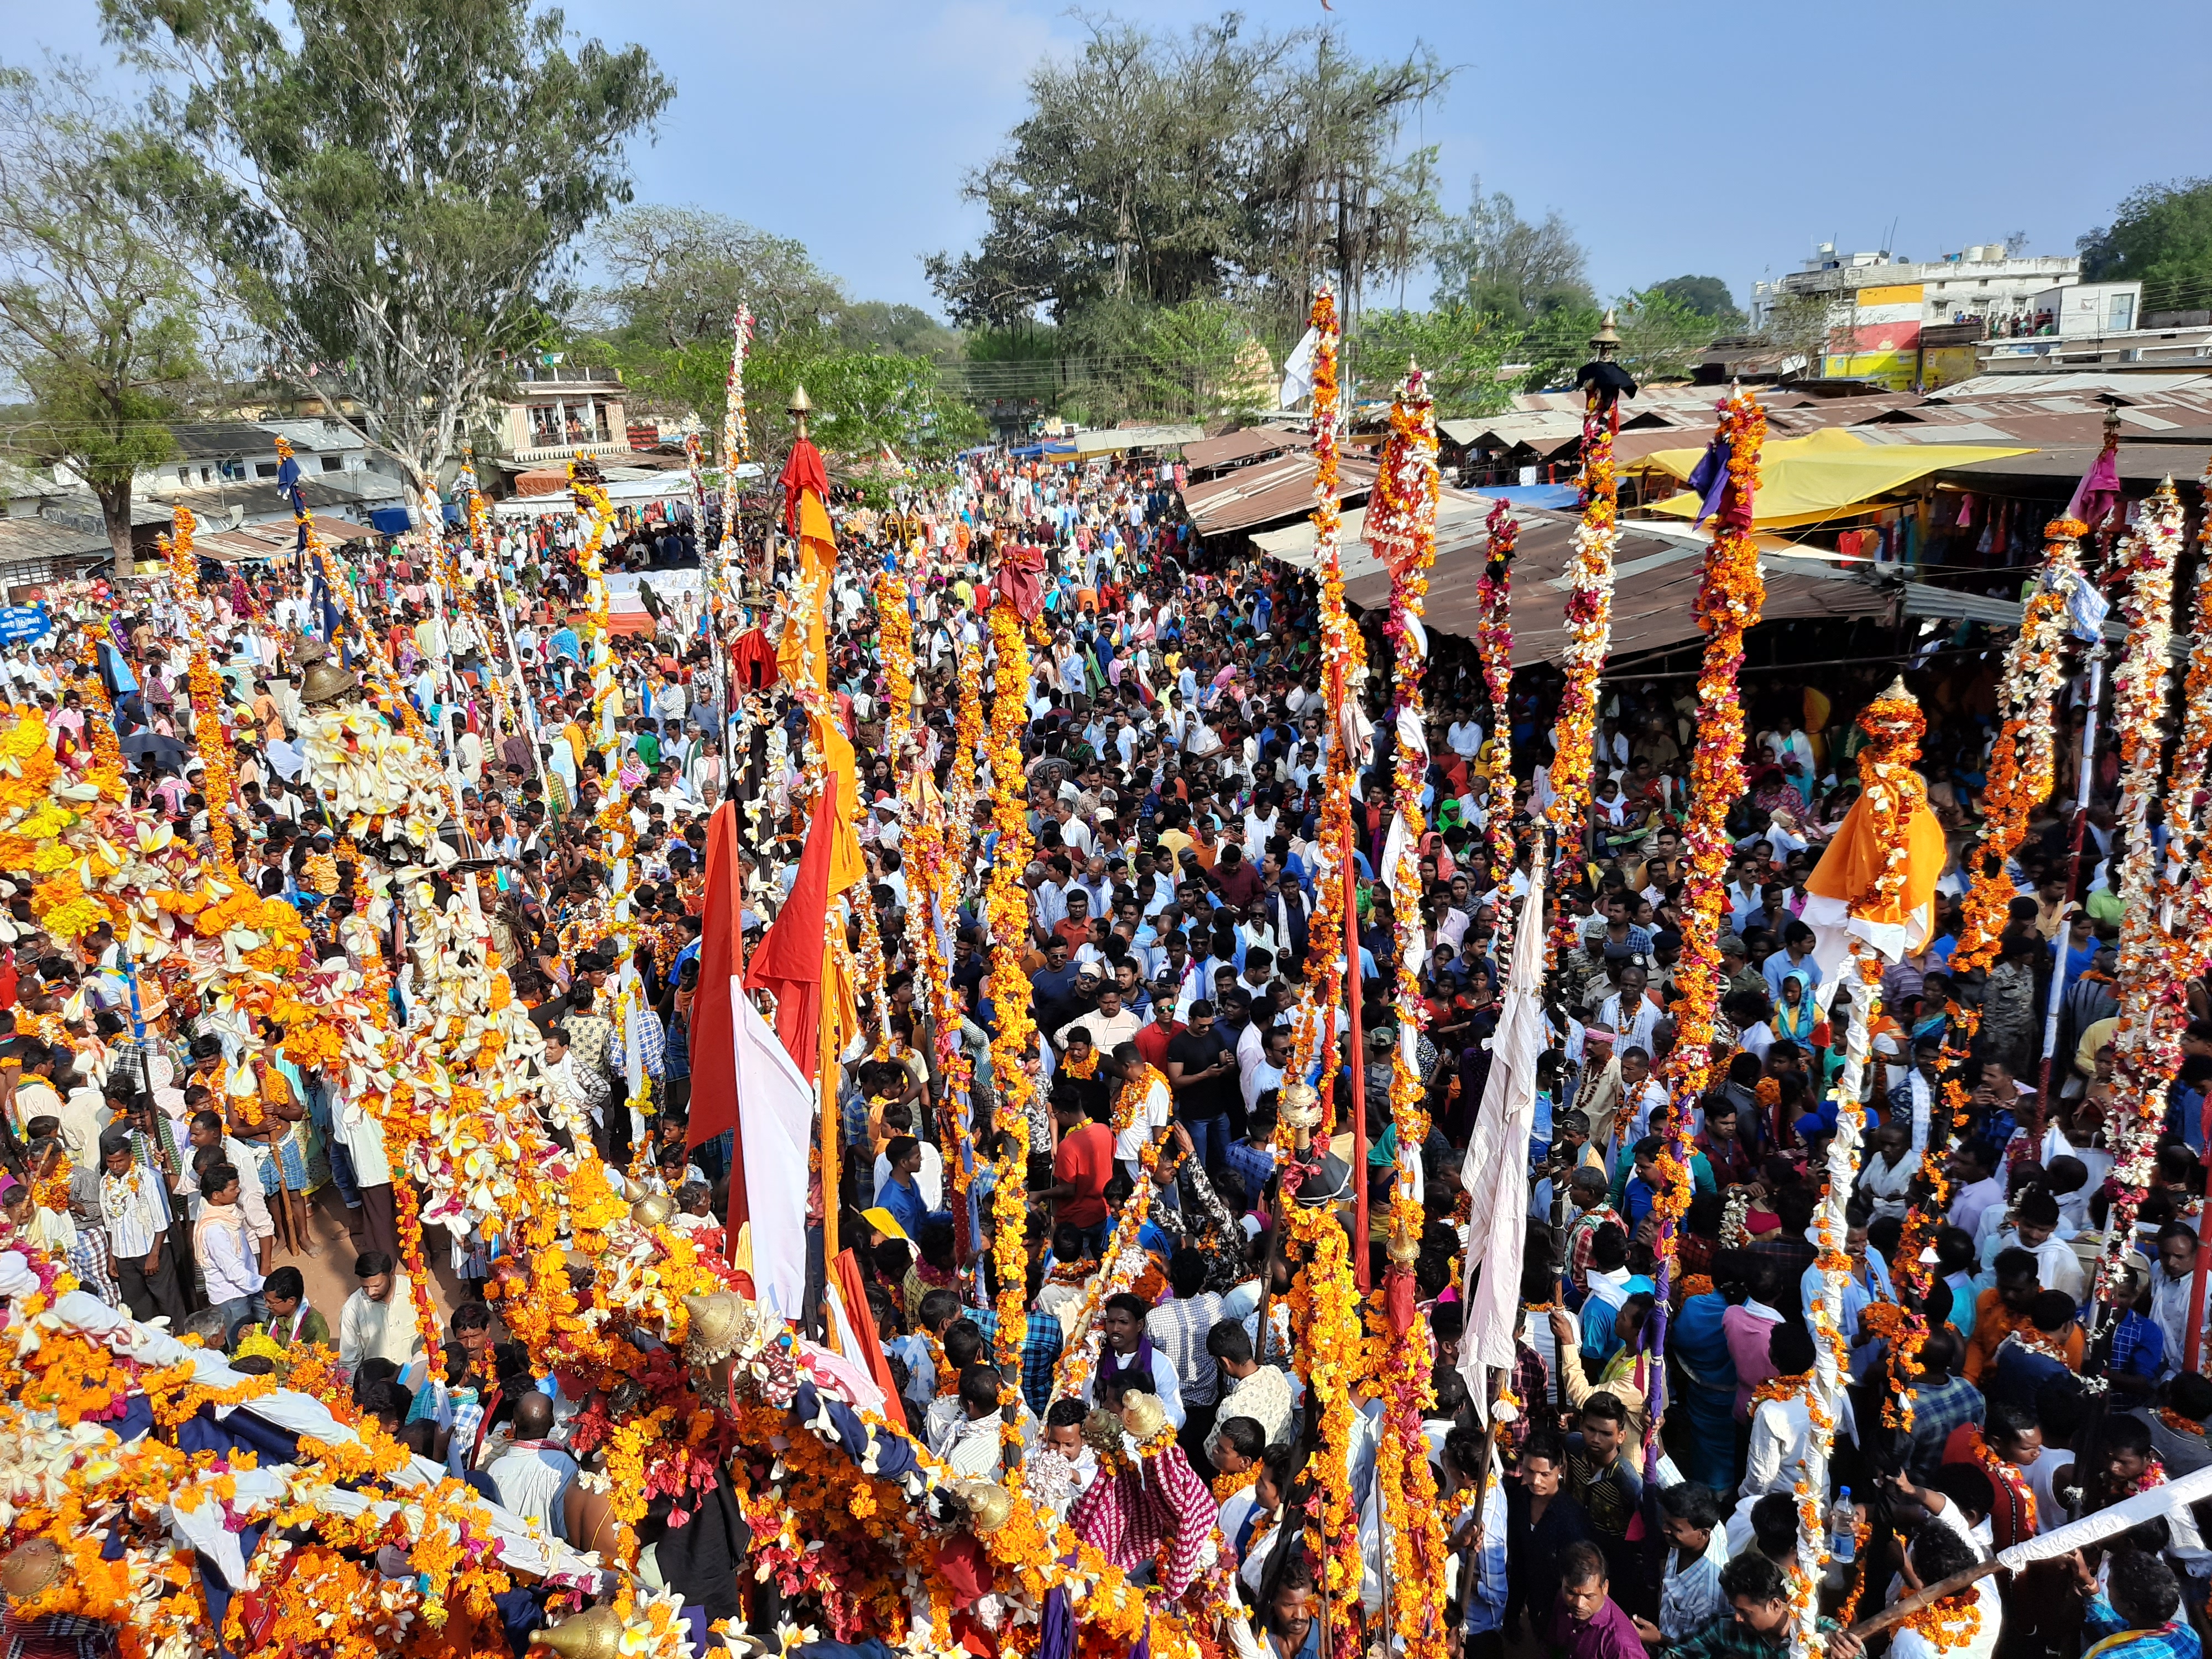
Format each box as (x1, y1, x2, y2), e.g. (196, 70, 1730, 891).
(788, 384, 812, 444)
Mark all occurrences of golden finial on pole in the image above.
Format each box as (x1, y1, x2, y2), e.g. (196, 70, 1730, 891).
(788, 383, 812, 444)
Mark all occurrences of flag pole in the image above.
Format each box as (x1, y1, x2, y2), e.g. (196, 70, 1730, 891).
(1347, 849, 1368, 1291)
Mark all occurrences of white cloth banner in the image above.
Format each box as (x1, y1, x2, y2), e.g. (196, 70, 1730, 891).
(1280, 326, 1320, 408)
(734, 978, 814, 1321)
(1995, 1460, 2212, 1573)
(1460, 859, 1547, 1378)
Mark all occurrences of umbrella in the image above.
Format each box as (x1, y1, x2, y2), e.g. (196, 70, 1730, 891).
(119, 732, 190, 773)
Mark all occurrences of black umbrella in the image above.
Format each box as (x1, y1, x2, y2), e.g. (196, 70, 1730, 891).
(119, 731, 190, 772)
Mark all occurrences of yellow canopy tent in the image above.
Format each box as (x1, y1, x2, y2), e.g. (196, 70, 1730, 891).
(1631, 427, 2031, 530)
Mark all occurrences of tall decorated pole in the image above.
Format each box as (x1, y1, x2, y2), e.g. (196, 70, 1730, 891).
(2091, 482, 2186, 1317)
(1363, 366, 1448, 1659)
(1792, 682, 1947, 1659)
(1274, 284, 1365, 1649)
(1647, 387, 1766, 1453)
(1544, 310, 1633, 970)
(1287, 283, 1361, 1109)
(1476, 502, 1517, 952)
(1886, 512, 2089, 1408)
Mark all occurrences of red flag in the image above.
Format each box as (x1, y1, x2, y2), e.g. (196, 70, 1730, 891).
(781, 436, 831, 538)
(831, 1246, 906, 1432)
(685, 802, 747, 1213)
(743, 778, 841, 1079)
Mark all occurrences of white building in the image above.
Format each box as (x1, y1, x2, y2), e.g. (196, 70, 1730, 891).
(1750, 243, 2094, 388)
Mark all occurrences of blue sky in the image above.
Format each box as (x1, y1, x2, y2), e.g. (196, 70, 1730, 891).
(22, 0, 2212, 316)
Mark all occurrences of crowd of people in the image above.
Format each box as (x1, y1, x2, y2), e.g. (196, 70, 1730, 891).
(0, 426, 2205, 1659)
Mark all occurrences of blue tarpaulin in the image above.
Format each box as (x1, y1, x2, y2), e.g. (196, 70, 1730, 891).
(368, 505, 413, 535)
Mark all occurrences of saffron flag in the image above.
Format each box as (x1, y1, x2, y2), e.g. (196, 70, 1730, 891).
(830, 1247, 906, 1431)
(1460, 858, 1547, 1381)
(775, 434, 859, 819)
(1801, 784, 1946, 980)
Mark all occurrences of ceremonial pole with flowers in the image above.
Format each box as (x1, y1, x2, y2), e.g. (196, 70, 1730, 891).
(1648, 387, 1766, 1447)
(1363, 366, 1449, 1659)
(1792, 681, 1942, 1659)
(1476, 502, 1517, 951)
(1885, 514, 2089, 1405)
(1287, 284, 1361, 1109)
(980, 599, 1037, 1411)
(1543, 311, 1632, 969)
(2092, 482, 2185, 1311)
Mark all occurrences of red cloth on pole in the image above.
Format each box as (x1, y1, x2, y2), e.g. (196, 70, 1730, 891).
(730, 628, 779, 691)
(743, 781, 835, 1080)
(781, 437, 831, 538)
(831, 1248, 906, 1432)
(684, 801, 747, 1243)
(992, 541, 1047, 621)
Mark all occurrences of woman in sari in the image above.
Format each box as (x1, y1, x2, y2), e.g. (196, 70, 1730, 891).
(1772, 971, 1817, 1048)
(1667, 1256, 1743, 1493)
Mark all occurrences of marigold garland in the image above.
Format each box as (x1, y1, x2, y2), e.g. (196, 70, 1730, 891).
(1651, 389, 1766, 1438)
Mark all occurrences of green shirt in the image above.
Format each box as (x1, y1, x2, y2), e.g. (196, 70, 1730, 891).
(635, 732, 661, 769)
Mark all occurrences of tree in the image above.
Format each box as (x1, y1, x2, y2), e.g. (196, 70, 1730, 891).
(1758, 291, 1832, 379)
(586, 205, 844, 351)
(102, 0, 671, 497)
(1350, 304, 1517, 418)
(1430, 178, 1593, 322)
(1646, 274, 1746, 330)
(926, 14, 1449, 336)
(0, 61, 200, 563)
(1048, 296, 1269, 428)
(1615, 289, 1722, 384)
(748, 332, 984, 463)
(2078, 179, 2212, 317)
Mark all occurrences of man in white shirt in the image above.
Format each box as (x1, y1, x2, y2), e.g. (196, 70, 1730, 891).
(1742, 1321, 1855, 1498)
(1112, 1040, 1173, 1181)
(1446, 713, 1483, 761)
(337, 1250, 426, 1373)
(485, 1392, 579, 1539)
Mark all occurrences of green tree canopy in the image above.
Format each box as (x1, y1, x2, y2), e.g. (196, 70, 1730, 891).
(1350, 304, 1517, 419)
(926, 14, 1448, 335)
(2078, 179, 2212, 316)
(102, 0, 671, 495)
(0, 60, 200, 562)
(585, 204, 844, 351)
(1431, 178, 1594, 323)
(1646, 274, 1745, 329)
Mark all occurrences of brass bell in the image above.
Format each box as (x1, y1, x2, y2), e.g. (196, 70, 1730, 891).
(1120, 1391, 1168, 1443)
(0, 1538, 64, 1602)
(296, 640, 360, 708)
(529, 1605, 624, 1659)
(956, 1480, 1014, 1537)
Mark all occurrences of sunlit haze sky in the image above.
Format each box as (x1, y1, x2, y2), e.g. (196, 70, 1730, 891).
(17, 0, 2212, 316)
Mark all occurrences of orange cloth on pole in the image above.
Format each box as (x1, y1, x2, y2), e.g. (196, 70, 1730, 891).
(1804, 785, 1946, 927)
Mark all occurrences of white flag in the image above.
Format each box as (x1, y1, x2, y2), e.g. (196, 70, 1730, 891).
(734, 978, 815, 1321)
(1460, 859, 1548, 1383)
(1280, 326, 1320, 408)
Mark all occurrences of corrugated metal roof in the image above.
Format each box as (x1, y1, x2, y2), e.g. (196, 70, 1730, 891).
(1066, 422, 1203, 457)
(0, 517, 113, 566)
(1254, 488, 1887, 661)
(1182, 427, 1311, 473)
(1181, 450, 1378, 538)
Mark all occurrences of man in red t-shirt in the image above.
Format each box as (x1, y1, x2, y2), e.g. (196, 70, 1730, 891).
(1133, 989, 1183, 1072)
(1040, 1094, 1113, 1254)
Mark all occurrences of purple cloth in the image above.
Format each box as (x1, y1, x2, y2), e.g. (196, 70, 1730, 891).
(1541, 1595, 1645, 1659)
(1097, 1334, 1156, 1402)
(2067, 445, 2121, 529)
(1686, 437, 1733, 528)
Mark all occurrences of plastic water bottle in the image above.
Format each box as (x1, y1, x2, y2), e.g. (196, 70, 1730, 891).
(1830, 1488, 1857, 1564)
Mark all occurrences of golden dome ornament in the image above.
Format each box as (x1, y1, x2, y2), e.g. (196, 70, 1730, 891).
(630, 1191, 675, 1230)
(529, 1606, 623, 1659)
(0, 1538, 63, 1603)
(954, 1479, 1014, 1537)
